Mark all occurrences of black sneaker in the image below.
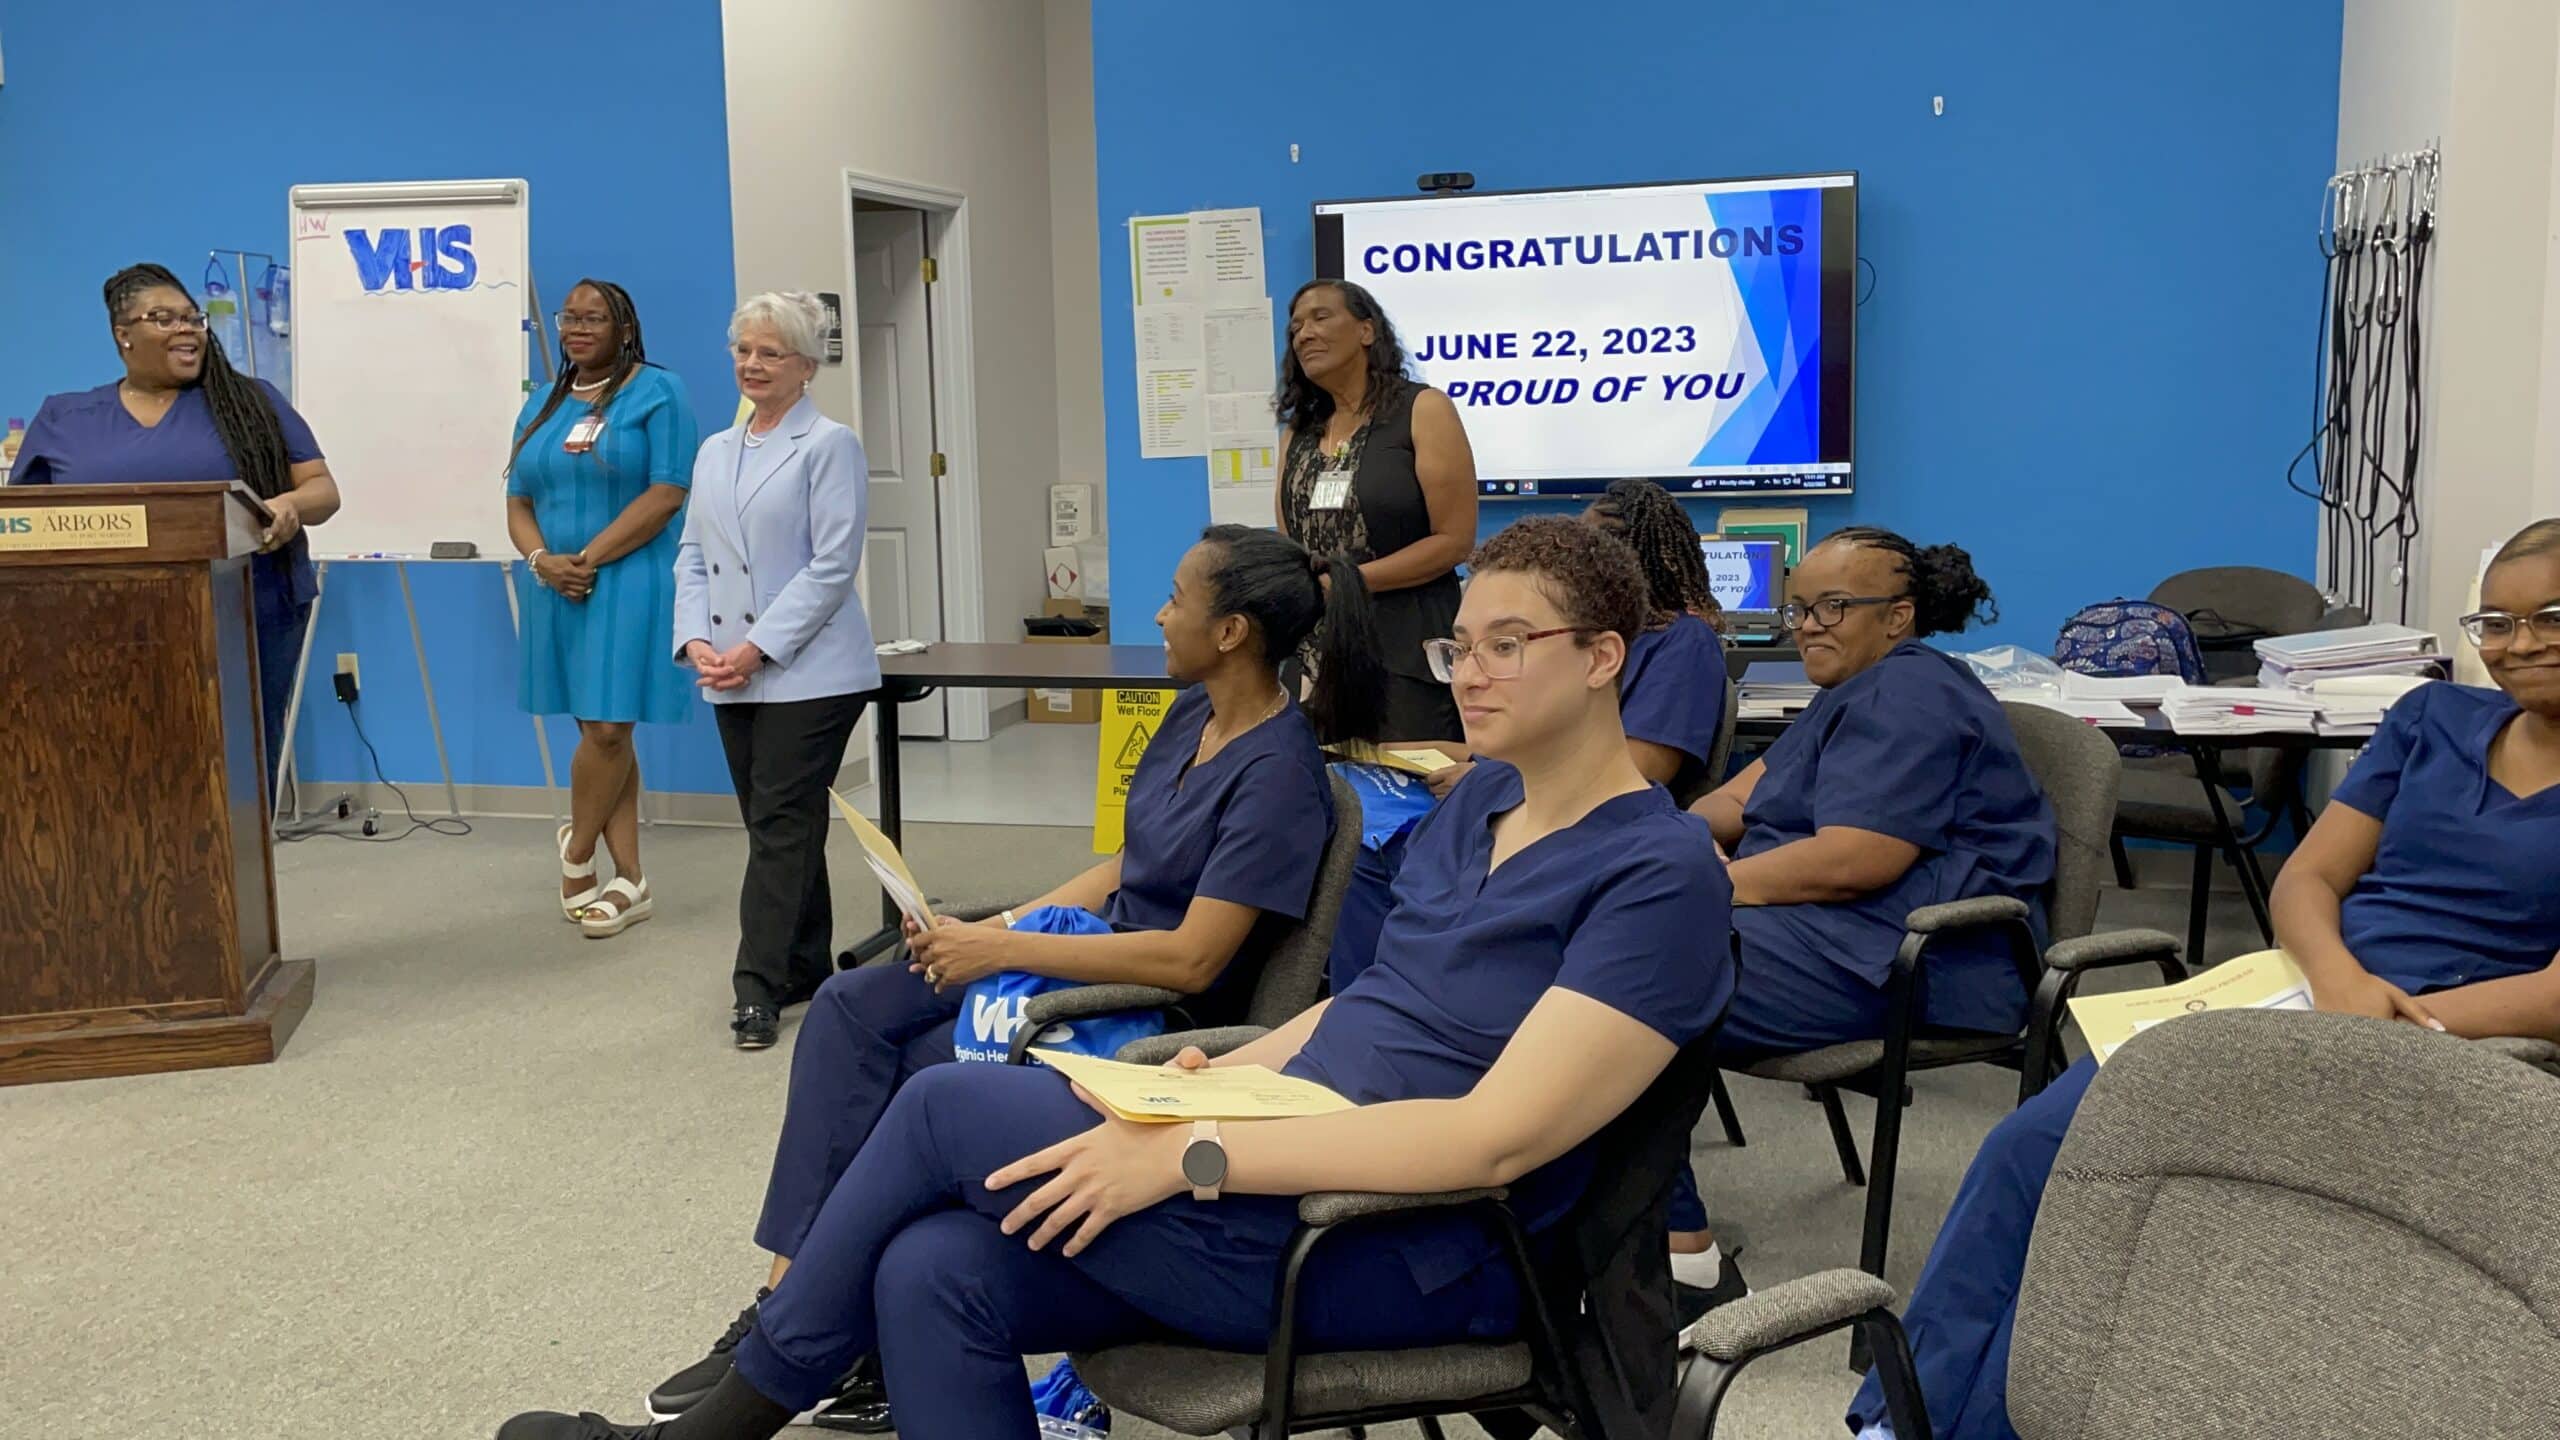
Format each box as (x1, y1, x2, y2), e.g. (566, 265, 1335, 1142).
(808, 1354, 891, 1432)
(496, 1414, 662, 1440)
(1674, 1252, 1751, 1329)
(645, 1291, 765, 1420)
(732, 1005, 780, 1050)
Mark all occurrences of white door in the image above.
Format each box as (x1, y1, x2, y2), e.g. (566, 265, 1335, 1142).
(852, 205, 946, 737)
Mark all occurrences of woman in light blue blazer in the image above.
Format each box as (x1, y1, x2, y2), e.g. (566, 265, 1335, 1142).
(676, 291, 879, 1049)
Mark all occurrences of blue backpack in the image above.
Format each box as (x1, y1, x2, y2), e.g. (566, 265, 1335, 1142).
(2052, 599, 2207, 685)
(951, 906, 1168, 1064)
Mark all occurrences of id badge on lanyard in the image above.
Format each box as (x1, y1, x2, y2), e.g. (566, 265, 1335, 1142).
(1309, 468, 1356, 511)
(564, 414, 605, 454)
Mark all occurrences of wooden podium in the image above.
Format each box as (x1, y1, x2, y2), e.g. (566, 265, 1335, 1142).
(0, 481, 312, 1084)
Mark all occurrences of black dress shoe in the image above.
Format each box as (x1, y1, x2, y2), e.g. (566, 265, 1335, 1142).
(732, 1004, 780, 1050)
(496, 1412, 662, 1439)
(807, 1353, 890, 1431)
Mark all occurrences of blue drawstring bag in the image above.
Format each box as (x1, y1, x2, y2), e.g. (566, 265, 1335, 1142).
(950, 905, 1167, 1064)
(1030, 1357, 1110, 1436)
(1332, 761, 1436, 849)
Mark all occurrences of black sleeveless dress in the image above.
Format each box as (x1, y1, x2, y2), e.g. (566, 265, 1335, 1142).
(1280, 379, 1465, 742)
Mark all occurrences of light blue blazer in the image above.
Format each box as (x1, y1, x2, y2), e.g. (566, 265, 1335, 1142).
(673, 395, 881, 705)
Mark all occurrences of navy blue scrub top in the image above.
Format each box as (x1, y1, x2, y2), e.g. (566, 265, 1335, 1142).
(1106, 685, 1332, 1020)
(1288, 761, 1733, 1289)
(14, 379, 321, 624)
(1619, 612, 1729, 802)
(1733, 640, 2057, 1033)
(2329, 682, 2560, 994)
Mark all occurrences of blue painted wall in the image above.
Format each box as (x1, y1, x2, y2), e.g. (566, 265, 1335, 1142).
(0, 0, 740, 794)
(1092, 0, 2345, 651)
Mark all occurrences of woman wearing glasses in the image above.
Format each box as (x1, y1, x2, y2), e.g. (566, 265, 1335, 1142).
(495, 518, 1734, 1440)
(1844, 518, 2560, 1440)
(11, 263, 343, 784)
(1673, 526, 2056, 1311)
(505, 279, 700, 937)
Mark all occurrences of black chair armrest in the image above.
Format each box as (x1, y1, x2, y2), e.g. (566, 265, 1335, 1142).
(2022, 928, 2188, 1102)
(1902, 896, 2030, 935)
(1112, 1026, 1269, 1066)
(1005, 984, 1190, 1064)
(1683, 1268, 1901, 1363)
(1296, 1187, 1507, 1227)
(2045, 928, 2186, 974)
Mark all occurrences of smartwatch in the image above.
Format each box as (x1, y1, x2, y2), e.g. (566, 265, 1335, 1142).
(1181, 1120, 1226, 1201)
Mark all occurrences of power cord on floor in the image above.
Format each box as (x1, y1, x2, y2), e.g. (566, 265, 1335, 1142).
(277, 675, 472, 844)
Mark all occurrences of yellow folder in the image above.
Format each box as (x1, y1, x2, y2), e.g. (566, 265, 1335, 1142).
(2068, 950, 2315, 1063)
(1029, 1048, 1354, 1123)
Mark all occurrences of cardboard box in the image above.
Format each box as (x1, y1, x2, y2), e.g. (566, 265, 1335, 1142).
(1024, 599, 1108, 724)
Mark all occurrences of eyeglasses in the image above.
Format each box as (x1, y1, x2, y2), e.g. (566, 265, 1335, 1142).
(1780, 595, 1905, 632)
(123, 309, 209, 333)
(1422, 627, 1595, 682)
(732, 342, 795, 364)
(2458, 605, 2560, 648)
(555, 310, 615, 332)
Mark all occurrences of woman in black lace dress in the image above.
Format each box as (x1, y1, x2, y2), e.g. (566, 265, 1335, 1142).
(1273, 279, 1478, 740)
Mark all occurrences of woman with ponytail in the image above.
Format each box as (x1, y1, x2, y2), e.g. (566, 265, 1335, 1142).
(628, 524, 1373, 1431)
(12, 263, 343, 785)
(1668, 525, 2057, 1314)
(504, 279, 700, 938)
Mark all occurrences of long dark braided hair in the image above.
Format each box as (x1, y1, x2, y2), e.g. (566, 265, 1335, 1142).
(105, 263, 293, 500)
(506, 278, 651, 476)
(1590, 478, 1724, 632)
(1273, 279, 1410, 434)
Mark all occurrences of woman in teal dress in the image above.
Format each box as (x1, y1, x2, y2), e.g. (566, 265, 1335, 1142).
(504, 278, 701, 939)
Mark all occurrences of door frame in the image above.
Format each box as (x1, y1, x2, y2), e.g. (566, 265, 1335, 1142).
(841, 168, 991, 741)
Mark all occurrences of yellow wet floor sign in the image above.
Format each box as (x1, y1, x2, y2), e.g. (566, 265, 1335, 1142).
(1093, 685, 1177, 853)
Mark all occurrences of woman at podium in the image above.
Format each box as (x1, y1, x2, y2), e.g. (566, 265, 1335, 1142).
(10, 262, 342, 784)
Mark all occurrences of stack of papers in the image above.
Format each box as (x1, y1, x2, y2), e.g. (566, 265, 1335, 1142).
(2304, 674, 2436, 736)
(2251, 624, 2444, 735)
(1737, 661, 1819, 720)
(2057, 671, 2184, 706)
(2253, 624, 2441, 688)
(2159, 683, 2320, 735)
(2007, 695, 2145, 727)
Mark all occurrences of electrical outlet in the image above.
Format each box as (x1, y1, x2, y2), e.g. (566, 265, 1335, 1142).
(336, 652, 360, 690)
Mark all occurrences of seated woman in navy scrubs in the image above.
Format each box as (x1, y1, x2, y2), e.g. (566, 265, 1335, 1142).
(1846, 519, 2560, 1440)
(1673, 527, 2056, 1300)
(636, 523, 1378, 1426)
(498, 516, 1735, 1440)
(12, 263, 342, 784)
(1327, 479, 1729, 991)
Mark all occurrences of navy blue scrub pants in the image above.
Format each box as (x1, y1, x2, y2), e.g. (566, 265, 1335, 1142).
(256, 601, 311, 790)
(755, 962, 960, 1257)
(737, 1061, 1522, 1440)
(1844, 1057, 2093, 1439)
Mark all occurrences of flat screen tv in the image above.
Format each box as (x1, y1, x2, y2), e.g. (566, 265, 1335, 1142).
(1314, 171, 1857, 499)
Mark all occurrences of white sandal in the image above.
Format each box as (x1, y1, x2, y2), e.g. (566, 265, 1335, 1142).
(559, 823, 602, 921)
(579, 875, 653, 938)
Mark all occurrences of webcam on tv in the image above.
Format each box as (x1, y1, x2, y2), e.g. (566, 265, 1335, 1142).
(1417, 172, 1476, 194)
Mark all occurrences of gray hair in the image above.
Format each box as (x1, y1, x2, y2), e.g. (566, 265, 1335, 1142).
(728, 290, 829, 363)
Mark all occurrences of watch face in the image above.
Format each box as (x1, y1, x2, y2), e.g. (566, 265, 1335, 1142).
(1181, 1139, 1225, 1188)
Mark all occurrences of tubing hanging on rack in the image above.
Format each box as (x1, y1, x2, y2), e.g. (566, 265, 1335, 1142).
(2286, 147, 2436, 624)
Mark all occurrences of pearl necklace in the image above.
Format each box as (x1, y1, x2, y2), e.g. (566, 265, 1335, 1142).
(569, 375, 610, 394)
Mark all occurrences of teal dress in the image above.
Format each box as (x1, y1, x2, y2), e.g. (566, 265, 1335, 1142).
(507, 365, 701, 723)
